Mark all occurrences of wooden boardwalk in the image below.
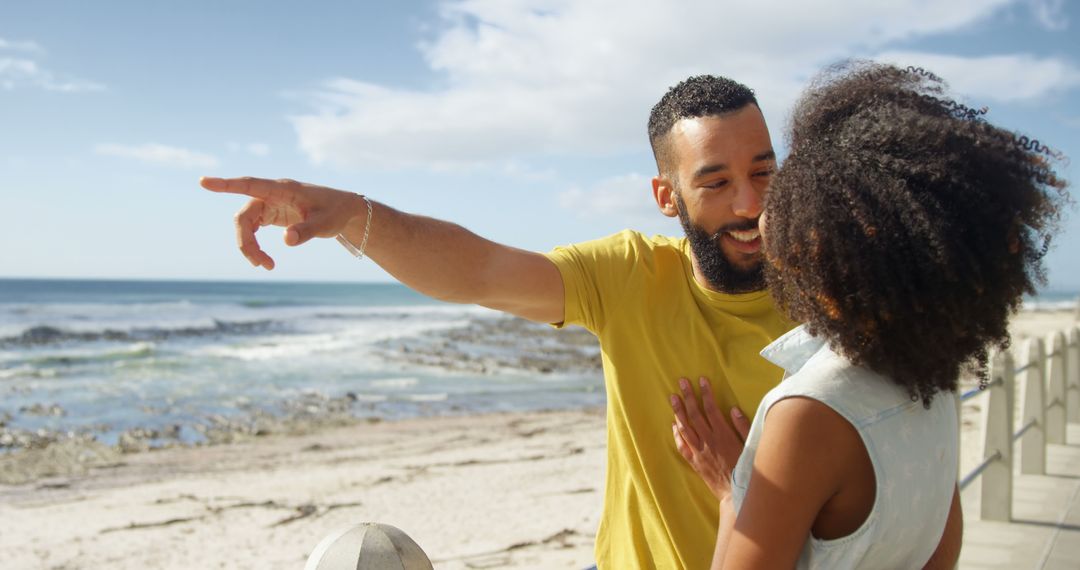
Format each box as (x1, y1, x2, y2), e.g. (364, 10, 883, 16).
(960, 423, 1080, 569)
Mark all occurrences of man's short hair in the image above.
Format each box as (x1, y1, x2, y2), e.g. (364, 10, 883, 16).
(648, 75, 758, 175)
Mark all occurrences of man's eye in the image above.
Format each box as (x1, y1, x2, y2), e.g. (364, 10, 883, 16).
(703, 180, 728, 189)
(754, 169, 775, 178)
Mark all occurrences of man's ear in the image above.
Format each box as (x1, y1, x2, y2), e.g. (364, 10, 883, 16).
(652, 175, 679, 218)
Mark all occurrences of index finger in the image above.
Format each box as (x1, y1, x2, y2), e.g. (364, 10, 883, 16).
(201, 176, 291, 200)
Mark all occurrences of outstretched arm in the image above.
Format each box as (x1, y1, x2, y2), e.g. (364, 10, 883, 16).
(201, 177, 564, 323)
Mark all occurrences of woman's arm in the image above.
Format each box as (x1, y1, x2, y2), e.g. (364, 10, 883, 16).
(714, 396, 865, 569)
(922, 485, 963, 569)
(712, 494, 738, 567)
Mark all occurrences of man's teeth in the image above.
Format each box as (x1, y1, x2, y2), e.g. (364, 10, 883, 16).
(727, 229, 760, 243)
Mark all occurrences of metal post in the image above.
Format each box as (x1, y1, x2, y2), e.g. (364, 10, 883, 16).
(980, 350, 1014, 521)
(1020, 338, 1046, 475)
(1047, 332, 1067, 444)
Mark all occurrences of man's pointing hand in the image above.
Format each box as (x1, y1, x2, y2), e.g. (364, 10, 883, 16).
(200, 176, 366, 270)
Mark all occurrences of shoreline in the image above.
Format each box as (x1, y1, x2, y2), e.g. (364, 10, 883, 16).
(0, 314, 604, 467)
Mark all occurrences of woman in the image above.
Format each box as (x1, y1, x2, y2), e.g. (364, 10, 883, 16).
(670, 62, 1069, 569)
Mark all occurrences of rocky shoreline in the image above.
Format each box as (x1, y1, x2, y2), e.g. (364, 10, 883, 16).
(373, 316, 601, 375)
(8, 306, 1070, 487)
(0, 316, 603, 485)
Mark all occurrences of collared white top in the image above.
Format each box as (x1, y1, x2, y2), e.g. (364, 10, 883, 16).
(731, 325, 958, 569)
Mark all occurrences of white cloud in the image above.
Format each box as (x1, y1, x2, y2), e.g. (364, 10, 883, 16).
(874, 51, 1080, 102)
(1028, 0, 1068, 30)
(0, 55, 104, 93)
(228, 142, 271, 157)
(94, 143, 219, 169)
(292, 0, 1032, 171)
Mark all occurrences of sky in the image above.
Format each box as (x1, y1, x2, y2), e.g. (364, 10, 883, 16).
(1, 0, 1078, 289)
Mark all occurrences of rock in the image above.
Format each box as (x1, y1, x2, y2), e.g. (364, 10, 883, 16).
(118, 432, 150, 454)
(0, 437, 120, 485)
(18, 403, 66, 417)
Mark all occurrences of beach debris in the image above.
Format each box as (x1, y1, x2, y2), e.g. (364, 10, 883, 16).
(271, 503, 320, 526)
(98, 497, 364, 534)
(101, 516, 202, 533)
(444, 527, 589, 568)
(507, 528, 581, 551)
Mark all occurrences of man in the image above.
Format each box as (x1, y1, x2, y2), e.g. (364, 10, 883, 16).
(202, 76, 954, 568)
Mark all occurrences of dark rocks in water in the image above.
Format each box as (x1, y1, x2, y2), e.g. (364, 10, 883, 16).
(116, 425, 184, 454)
(373, 316, 602, 376)
(16, 326, 66, 345)
(0, 316, 601, 483)
(18, 403, 66, 417)
(1, 427, 66, 450)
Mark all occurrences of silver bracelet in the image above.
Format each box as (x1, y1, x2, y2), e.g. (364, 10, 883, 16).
(336, 194, 373, 260)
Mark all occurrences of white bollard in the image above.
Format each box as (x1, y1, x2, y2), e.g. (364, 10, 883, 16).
(980, 350, 1014, 522)
(1067, 328, 1080, 423)
(1046, 332, 1067, 444)
(306, 523, 434, 570)
(1019, 339, 1046, 475)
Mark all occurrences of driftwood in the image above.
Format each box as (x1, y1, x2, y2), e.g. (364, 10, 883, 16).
(99, 496, 363, 534)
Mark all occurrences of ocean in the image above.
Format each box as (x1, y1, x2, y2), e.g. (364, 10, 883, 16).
(0, 279, 604, 450)
(1023, 289, 1080, 311)
(1, 278, 1075, 452)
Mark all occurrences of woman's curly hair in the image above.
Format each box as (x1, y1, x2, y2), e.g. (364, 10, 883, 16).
(764, 61, 1070, 406)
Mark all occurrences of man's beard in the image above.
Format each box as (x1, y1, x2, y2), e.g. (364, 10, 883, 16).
(674, 194, 765, 294)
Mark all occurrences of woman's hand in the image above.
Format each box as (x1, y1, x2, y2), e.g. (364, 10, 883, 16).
(670, 376, 751, 500)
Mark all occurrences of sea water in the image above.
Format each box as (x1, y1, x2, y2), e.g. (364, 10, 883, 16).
(0, 279, 604, 448)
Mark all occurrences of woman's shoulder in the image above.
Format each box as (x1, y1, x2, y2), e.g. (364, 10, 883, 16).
(773, 345, 916, 427)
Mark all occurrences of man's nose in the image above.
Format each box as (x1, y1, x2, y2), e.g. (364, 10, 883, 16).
(732, 180, 764, 219)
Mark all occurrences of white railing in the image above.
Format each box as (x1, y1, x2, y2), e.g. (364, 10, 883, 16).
(958, 325, 1080, 521)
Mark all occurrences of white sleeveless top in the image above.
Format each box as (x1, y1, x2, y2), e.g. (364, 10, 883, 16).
(731, 325, 958, 569)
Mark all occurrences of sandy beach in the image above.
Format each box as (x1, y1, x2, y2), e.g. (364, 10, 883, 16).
(0, 409, 606, 569)
(1, 307, 1076, 569)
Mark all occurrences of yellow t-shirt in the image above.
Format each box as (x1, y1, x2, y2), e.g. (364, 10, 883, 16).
(546, 230, 794, 569)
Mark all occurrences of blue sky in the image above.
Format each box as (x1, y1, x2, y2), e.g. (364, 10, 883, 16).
(2, 0, 1078, 289)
